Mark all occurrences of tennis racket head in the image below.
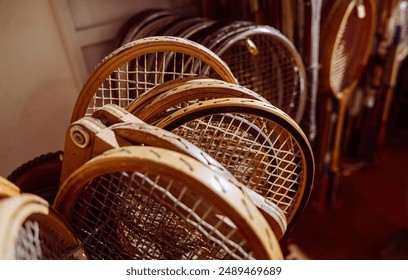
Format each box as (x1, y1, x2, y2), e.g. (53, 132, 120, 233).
(0, 193, 86, 260)
(54, 146, 283, 260)
(127, 77, 270, 124)
(209, 25, 308, 123)
(155, 97, 315, 229)
(320, 0, 377, 98)
(71, 36, 237, 122)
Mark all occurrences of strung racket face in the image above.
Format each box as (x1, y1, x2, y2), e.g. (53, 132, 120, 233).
(321, 0, 376, 97)
(156, 98, 315, 228)
(71, 36, 237, 122)
(109, 121, 234, 180)
(209, 25, 307, 123)
(54, 146, 282, 260)
(113, 122, 288, 238)
(0, 193, 86, 260)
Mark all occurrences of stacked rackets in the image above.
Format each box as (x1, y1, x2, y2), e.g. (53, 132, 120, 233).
(114, 9, 308, 126)
(3, 35, 314, 260)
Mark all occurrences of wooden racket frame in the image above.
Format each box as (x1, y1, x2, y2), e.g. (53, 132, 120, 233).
(153, 16, 214, 38)
(0, 193, 86, 259)
(127, 78, 269, 124)
(71, 36, 237, 122)
(126, 76, 206, 113)
(127, 13, 182, 41)
(318, 0, 376, 205)
(54, 146, 284, 260)
(156, 97, 315, 229)
(199, 21, 254, 51)
(118, 9, 176, 46)
(0, 177, 20, 198)
(172, 18, 216, 39)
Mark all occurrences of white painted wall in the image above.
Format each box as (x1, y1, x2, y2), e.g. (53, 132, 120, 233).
(0, 0, 78, 176)
(0, 0, 199, 177)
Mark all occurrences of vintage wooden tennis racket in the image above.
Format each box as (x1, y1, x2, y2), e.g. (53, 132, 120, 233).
(155, 97, 315, 230)
(71, 36, 237, 121)
(54, 146, 283, 260)
(0, 191, 86, 260)
(318, 0, 376, 205)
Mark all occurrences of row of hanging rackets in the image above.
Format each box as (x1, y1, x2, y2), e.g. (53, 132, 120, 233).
(1, 27, 315, 260)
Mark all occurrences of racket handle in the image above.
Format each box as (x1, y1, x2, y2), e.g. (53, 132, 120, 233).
(315, 162, 330, 212)
(327, 169, 340, 207)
